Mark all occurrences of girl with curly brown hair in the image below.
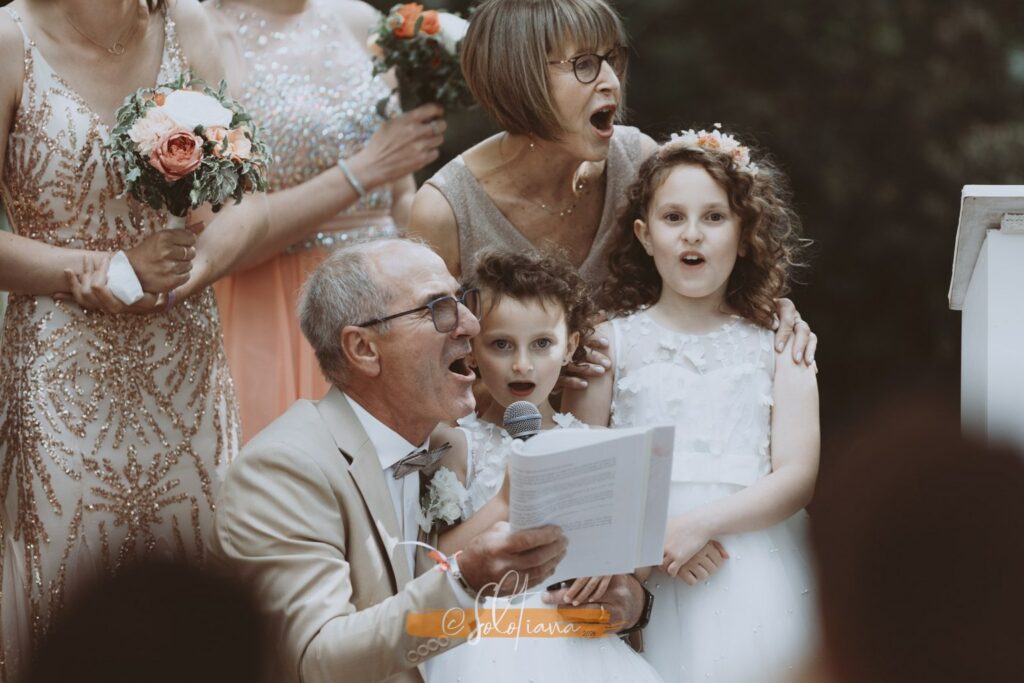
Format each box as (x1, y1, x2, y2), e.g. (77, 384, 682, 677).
(565, 128, 821, 682)
(423, 249, 664, 683)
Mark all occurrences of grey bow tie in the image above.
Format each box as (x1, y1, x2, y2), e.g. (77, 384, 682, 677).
(392, 442, 452, 479)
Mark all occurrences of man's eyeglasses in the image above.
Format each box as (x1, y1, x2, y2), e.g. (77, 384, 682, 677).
(355, 288, 481, 333)
(548, 46, 628, 84)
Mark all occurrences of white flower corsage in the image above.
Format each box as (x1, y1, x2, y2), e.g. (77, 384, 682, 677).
(418, 467, 468, 533)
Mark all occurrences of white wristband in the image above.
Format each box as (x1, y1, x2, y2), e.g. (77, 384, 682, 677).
(106, 250, 144, 305)
(337, 158, 367, 198)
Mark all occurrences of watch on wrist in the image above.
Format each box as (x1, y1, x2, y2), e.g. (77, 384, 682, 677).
(618, 579, 654, 636)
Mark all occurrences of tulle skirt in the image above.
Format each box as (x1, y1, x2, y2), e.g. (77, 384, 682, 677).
(642, 482, 819, 683)
(424, 592, 664, 683)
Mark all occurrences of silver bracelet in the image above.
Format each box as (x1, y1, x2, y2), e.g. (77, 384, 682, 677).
(336, 158, 366, 198)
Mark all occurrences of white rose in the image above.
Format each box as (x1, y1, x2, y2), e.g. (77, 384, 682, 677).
(436, 12, 469, 55)
(127, 109, 177, 156)
(156, 90, 233, 132)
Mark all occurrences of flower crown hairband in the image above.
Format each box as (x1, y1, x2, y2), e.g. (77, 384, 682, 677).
(665, 123, 759, 174)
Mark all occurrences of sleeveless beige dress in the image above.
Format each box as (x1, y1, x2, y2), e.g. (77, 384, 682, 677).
(425, 125, 645, 289)
(0, 10, 239, 680)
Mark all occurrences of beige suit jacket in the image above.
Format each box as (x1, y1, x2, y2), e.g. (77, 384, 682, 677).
(210, 387, 464, 683)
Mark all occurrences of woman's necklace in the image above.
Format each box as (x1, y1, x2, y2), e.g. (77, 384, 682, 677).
(62, 3, 143, 57)
(530, 176, 589, 218)
(500, 134, 593, 219)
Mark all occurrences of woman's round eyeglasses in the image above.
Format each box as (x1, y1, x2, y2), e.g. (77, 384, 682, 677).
(356, 288, 481, 334)
(548, 46, 628, 84)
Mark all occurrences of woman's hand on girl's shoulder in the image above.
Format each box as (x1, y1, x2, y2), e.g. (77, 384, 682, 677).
(557, 317, 612, 392)
(560, 319, 615, 427)
(771, 297, 817, 367)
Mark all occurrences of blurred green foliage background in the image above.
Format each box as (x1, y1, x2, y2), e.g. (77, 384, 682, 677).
(371, 0, 1024, 441)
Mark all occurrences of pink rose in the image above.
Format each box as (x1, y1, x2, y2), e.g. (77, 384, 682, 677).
(148, 130, 203, 181)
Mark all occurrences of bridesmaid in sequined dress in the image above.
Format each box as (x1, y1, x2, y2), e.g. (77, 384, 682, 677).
(0, 1, 271, 679)
(207, 0, 446, 442)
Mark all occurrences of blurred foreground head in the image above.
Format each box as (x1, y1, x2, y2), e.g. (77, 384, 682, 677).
(28, 560, 267, 683)
(811, 396, 1024, 683)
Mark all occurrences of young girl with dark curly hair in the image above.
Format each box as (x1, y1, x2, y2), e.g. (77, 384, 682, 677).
(564, 128, 821, 682)
(423, 249, 663, 683)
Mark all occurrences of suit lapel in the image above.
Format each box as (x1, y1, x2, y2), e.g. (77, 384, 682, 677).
(316, 387, 414, 589)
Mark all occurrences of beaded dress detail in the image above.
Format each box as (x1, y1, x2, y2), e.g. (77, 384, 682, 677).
(424, 413, 665, 683)
(211, 0, 400, 441)
(609, 311, 818, 683)
(0, 9, 239, 681)
(212, 0, 397, 250)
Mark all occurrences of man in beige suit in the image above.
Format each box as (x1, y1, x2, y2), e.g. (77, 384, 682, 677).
(210, 239, 578, 683)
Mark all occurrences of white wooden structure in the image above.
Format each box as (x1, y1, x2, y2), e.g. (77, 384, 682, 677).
(949, 185, 1024, 450)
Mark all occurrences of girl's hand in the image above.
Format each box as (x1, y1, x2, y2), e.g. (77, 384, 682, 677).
(562, 575, 613, 606)
(125, 227, 197, 293)
(661, 515, 714, 578)
(772, 297, 817, 366)
(58, 255, 165, 314)
(672, 540, 729, 586)
(348, 103, 446, 190)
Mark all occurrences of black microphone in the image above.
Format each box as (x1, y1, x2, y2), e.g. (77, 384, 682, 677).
(503, 400, 542, 440)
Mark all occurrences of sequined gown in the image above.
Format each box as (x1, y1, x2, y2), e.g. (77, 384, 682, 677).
(0, 10, 239, 681)
(424, 413, 664, 683)
(210, 0, 399, 442)
(608, 312, 818, 683)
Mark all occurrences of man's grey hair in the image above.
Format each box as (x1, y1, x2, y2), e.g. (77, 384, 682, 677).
(297, 240, 399, 388)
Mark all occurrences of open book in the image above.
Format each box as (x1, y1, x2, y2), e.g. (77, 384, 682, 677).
(508, 425, 675, 586)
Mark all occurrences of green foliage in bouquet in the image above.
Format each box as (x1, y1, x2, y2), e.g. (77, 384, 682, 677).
(108, 72, 271, 218)
(370, 3, 474, 116)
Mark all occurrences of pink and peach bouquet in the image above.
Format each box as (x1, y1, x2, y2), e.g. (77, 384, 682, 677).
(108, 73, 271, 219)
(368, 3, 474, 115)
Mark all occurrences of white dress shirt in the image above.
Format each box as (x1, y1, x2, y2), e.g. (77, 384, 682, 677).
(343, 394, 424, 575)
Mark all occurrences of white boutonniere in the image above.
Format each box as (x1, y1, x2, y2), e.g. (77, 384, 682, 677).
(418, 467, 468, 533)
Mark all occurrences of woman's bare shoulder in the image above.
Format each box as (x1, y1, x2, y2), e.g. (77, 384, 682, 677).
(329, 0, 382, 41)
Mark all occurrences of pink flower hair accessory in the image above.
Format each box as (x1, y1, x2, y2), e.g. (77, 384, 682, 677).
(665, 123, 759, 174)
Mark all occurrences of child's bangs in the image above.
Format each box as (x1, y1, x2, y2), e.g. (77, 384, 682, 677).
(545, 1, 627, 57)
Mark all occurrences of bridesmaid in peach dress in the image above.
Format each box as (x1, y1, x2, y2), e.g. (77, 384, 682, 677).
(208, 0, 445, 442)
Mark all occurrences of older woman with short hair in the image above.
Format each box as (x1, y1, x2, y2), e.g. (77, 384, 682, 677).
(409, 0, 816, 382)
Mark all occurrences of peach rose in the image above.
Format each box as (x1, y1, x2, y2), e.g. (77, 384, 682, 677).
(225, 127, 252, 161)
(205, 126, 228, 143)
(204, 125, 229, 156)
(697, 133, 722, 150)
(420, 10, 440, 35)
(392, 3, 424, 39)
(149, 130, 203, 181)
